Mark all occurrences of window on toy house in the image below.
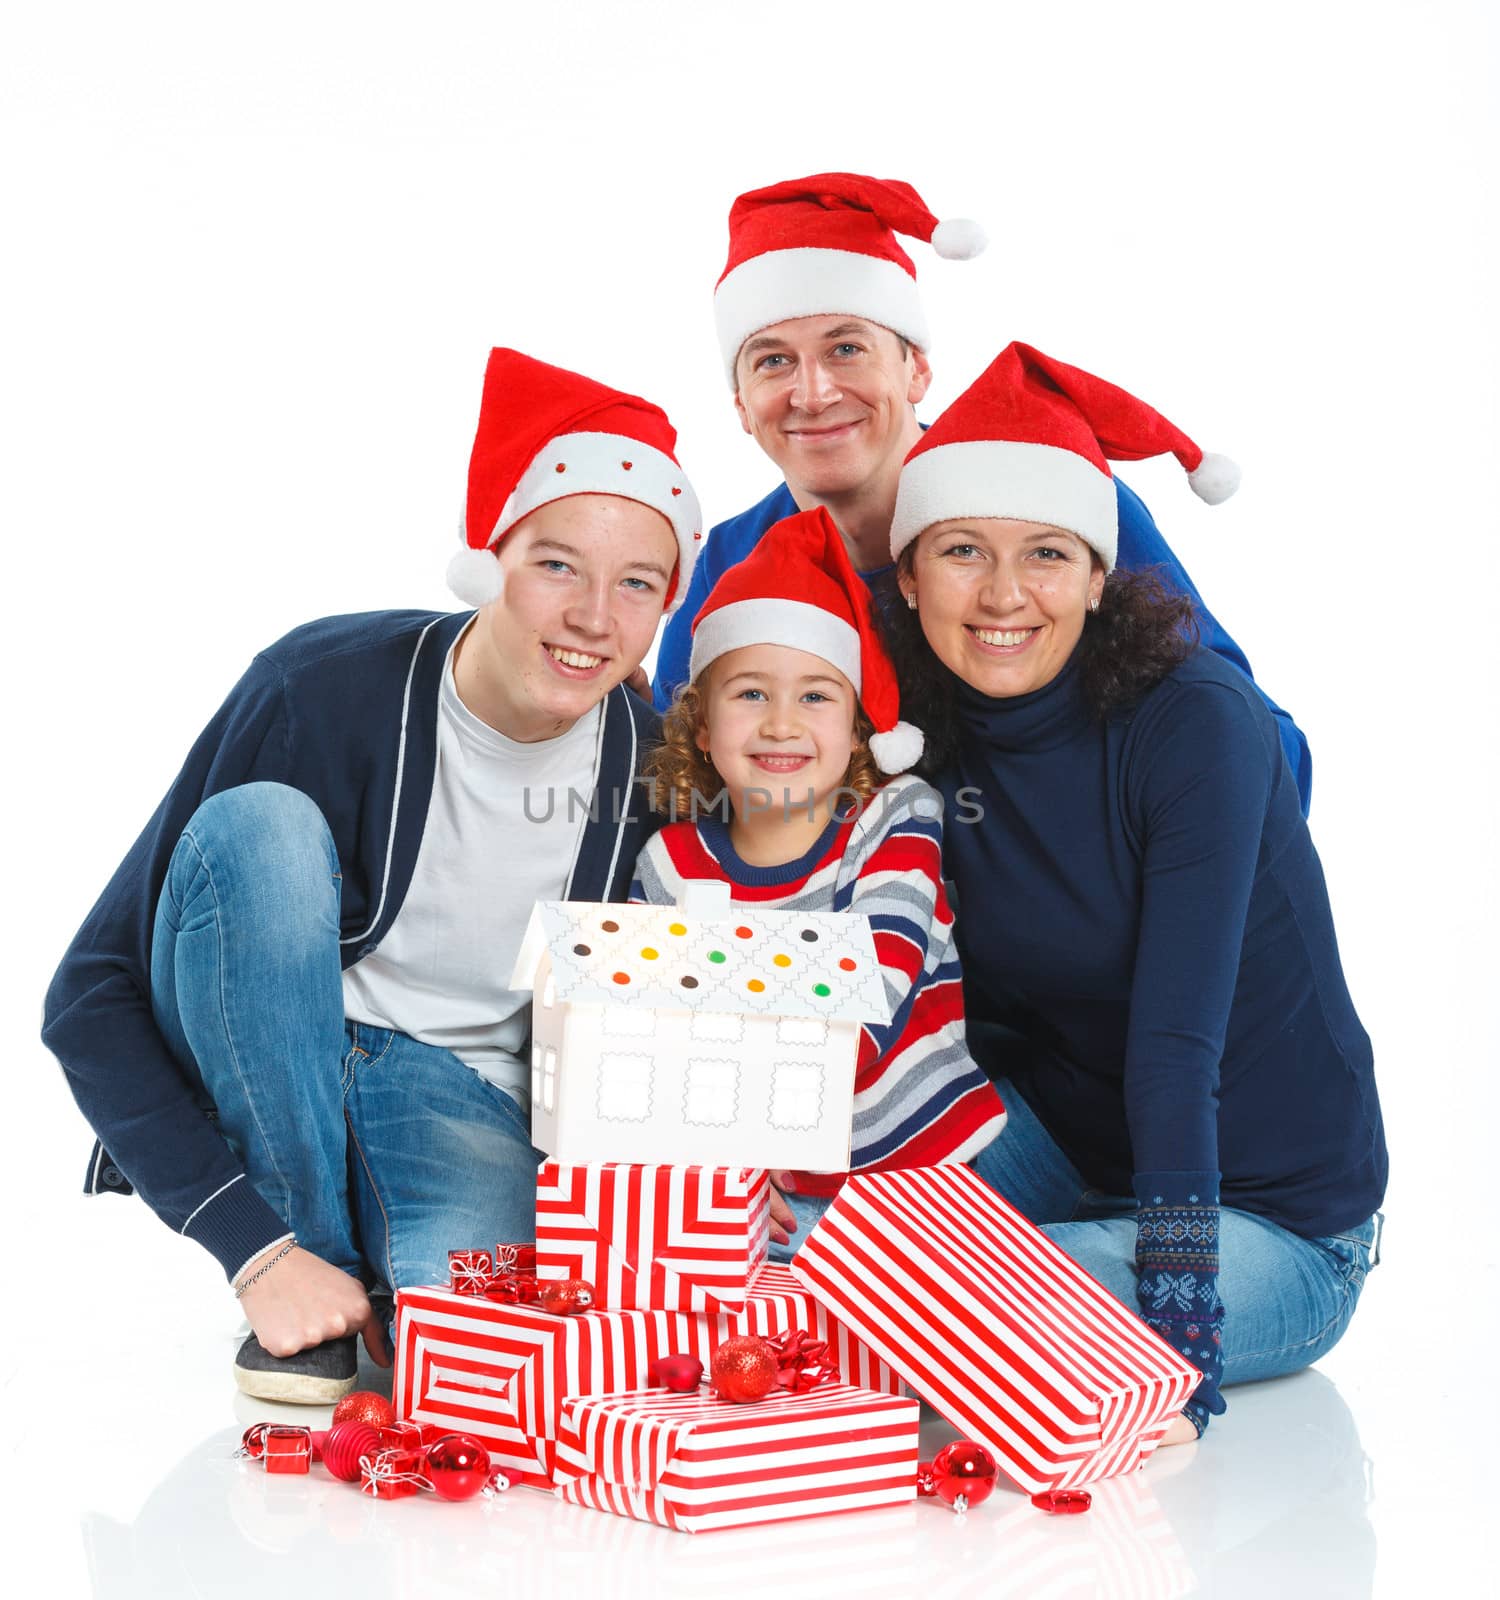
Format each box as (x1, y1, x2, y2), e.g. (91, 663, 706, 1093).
(542, 1046, 558, 1114)
(683, 1057, 740, 1126)
(690, 1011, 744, 1044)
(768, 1058, 825, 1130)
(596, 1052, 653, 1121)
(531, 1043, 542, 1107)
(541, 971, 556, 1009)
(603, 1003, 655, 1037)
(777, 1016, 828, 1047)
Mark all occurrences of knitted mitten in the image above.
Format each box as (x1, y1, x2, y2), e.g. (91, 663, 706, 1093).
(1133, 1172, 1227, 1436)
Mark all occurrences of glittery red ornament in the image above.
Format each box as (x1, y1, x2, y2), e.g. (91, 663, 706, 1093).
(237, 1423, 270, 1460)
(647, 1354, 704, 1392)
(331, 1390, 396, 1431)
(538, 1278, 595, 1316)
(710, 1335, 778, 1404)
(321, 1420, 383, 1483)
(424, 1433, 493, 1501)
(930, 1440, 997, 1513)
(1031, 1489, 1092, 1515)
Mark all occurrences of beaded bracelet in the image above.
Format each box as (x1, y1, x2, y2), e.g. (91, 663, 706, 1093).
(234, 1239, 297, 1300)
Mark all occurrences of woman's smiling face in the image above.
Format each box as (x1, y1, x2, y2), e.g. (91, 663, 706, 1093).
(900, 518, 1105, 699)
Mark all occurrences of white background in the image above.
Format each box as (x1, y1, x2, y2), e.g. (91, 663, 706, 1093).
(2, 3, 1496, 1595)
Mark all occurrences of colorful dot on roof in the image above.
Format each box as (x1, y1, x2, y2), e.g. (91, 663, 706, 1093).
(668, 923, 686, 936)
(573, 943, 591, 957)
(641, 947, 659, 960)
(747, 979, 765, 993)
(612, 971, 630, 985)
(708, 950, 726, 964)
(680, 975, 698, 989)
(838, 957, 857, 971)
(772, 954, 791, 968)
(813, 982, 831, 997)
(735, 926, 753, 939)
(800, 929, 818, 942)
(601, 920, 619, 933)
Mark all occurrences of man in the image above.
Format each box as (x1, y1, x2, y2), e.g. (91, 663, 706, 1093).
(43, 350, 702, 1402)
(652, 173, 1312, 812)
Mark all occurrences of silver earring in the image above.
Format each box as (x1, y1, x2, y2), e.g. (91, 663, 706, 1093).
(906, 593, 918, 611)
(1089, 596, 1100, 613)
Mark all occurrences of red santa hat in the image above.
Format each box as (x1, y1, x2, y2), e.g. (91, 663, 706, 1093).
(688, 506, 923, 775)
(713, 172, 987, 388)
(448, 348, 703, 610)
(890, 342, 1240, 572)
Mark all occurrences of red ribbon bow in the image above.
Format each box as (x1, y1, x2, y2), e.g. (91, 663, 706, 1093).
(765, 1329, 840, 1392)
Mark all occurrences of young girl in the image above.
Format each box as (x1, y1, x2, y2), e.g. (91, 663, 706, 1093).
(632, 506, 1005, 1250)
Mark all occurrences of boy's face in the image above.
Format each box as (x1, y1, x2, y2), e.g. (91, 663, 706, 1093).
(465, 494, 677, 741)
(696, 643, 859, 825)
(733, 315, 931, 504)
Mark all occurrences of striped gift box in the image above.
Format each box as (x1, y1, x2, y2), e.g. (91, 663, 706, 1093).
(394, 1265, 902, 1489)
(535, 1162, 770, 1313)
(791, 1166, 1201, 1494)
(553, 1384, 919, 1533)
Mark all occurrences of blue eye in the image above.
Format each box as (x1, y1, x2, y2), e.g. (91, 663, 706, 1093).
(831, 343, 862, 358)
(736, 688, 767, 702)
(801, 691, 830, 704)
(757, 353, 789, 371)
(942, 543, 981, 560)
(622, 577, 652, 592)
(1031, 547, 1070, 561)
(541, 559, 573, 574)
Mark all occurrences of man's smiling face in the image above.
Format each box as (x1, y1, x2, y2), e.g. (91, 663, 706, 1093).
(733, 314, 931, 503)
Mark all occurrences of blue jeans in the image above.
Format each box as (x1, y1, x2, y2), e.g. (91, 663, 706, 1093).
(150, 782, 540, 1294)
(773, 1076, 1382, 1389)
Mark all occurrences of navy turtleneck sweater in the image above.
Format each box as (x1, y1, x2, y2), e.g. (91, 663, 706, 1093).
(936, 646, 1386, 1240)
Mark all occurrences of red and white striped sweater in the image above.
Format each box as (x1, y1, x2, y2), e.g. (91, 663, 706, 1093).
(630, 774, 1006, 1193)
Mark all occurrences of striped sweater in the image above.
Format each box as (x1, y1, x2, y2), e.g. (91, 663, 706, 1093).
(630, 774, 1007, 1192)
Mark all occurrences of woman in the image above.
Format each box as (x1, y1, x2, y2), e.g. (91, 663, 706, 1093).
(873, 342, 1386, 1441)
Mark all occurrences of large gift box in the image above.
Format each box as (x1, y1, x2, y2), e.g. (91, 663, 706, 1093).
(535, 1161, 770, 1313)
(791, 1166, 1202, 1493)
(394, 1265, 902, 1488)
(552, 1383, 920, 1533)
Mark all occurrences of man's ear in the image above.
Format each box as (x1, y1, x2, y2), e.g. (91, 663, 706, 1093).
(733, 386, 753, 436)
(907, 344, 933, 405)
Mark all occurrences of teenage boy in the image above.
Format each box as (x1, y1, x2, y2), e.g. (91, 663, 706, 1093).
(44, 350, 702, 1402)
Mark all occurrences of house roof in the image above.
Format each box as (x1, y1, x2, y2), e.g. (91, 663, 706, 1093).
(510, 900, 890, 1022)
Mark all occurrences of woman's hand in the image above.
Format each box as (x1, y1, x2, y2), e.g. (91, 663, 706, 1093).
(239, 1244, 391, 1367)
(768, 1171, 799, 1248)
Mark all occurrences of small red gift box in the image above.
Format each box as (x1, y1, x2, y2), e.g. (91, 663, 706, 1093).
(536, 1162, 770, 1314)
(359, 1446, 429, 1499)
(552, 1383, 920, 1533)
(263, 1425, 312, 1475)
(791, 1166, 1201, 1493)
(394, 1265, 901, 1489)
(448, 1249, 493, 1295)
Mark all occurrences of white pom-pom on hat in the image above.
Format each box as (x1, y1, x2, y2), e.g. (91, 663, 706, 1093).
(1187, 452, 1241, 505)
(930, 217, 988, 260)
(868, 720, 925, 775)
(446, 545, 505, 608)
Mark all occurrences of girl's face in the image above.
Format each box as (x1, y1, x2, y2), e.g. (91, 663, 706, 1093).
(900, 518, 1104, 700)
(696, 644, 860, 829)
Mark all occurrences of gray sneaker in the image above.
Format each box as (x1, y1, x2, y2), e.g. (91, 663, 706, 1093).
(233, 1332, 358, 1404)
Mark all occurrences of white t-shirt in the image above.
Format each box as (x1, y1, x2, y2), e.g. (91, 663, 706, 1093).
(341, 633, 604, 1106)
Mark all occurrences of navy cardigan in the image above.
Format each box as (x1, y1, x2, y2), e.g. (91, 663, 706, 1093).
(43, 610, 663, 1278)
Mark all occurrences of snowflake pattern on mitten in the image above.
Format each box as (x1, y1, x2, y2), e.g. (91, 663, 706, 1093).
(1134, 1172, 1226, 1431)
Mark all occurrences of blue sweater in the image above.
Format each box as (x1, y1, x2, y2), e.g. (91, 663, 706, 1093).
(42, 610, 664, 1279)
(653, 477, 1314, 815)
(934, 646, 1385, 1240)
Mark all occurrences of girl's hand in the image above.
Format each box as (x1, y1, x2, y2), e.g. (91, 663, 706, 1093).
(768, 1171, 799, 1247)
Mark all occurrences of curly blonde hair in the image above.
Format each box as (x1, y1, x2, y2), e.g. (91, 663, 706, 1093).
(646, 675, 885, 821)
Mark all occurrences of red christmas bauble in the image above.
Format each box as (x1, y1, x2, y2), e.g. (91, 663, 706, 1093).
(239, 1423, 270, 1460)
(321, 1420, 383, 1482)
(710, 1335, 778, 1404)
(331, 1390, 396, 1432)
(931, 1440, 998, 1512)
(538, 1278, 595, 1316)
(648, 1354, 704, 1393)
(1031, 1489, 1092, 1515)
(424, 1433, 493, 1501)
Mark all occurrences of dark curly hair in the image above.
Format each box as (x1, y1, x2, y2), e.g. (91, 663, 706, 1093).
(881, 557, 1200, 773)
(645, 674, 885, 821)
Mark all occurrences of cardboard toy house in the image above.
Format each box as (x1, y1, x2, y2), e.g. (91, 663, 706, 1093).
(509, 882, 888, 1170)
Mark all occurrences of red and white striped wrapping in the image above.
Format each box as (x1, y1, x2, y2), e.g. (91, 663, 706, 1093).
(394, 1265, 901, 1489)
(552, 1383, 919, 1533)
(791, 1166, 1201, 1493)
(535, 1162, 770, 1313)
